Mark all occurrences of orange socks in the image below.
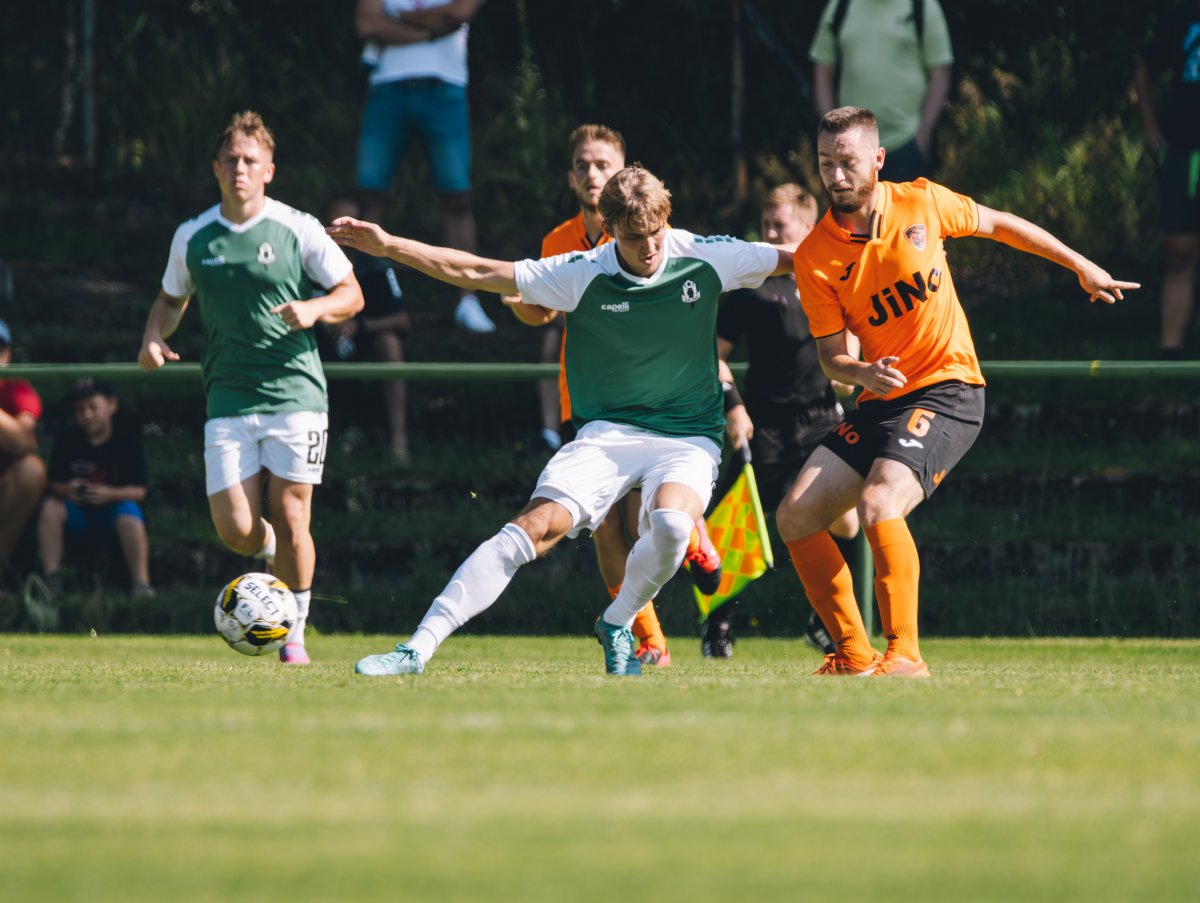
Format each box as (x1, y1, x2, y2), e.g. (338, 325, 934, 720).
(631, 601, 666, 650)
(609, 583, 667, 651)
(865, 519, 921, 661)
(785, 531, 875, 668)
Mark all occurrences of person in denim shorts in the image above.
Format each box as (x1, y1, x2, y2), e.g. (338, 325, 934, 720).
(354, 0, 495, 333)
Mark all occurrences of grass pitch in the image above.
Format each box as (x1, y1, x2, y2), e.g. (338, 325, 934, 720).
(2, 634, 1198, 902)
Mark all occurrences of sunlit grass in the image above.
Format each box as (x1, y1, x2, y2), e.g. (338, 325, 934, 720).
(2, 635, 1199, 902)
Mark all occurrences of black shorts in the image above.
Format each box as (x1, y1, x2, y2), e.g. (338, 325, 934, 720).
(1159, 147, 1200, 234)
(821, 381, 985, 498)
(750, 403, 843, 512)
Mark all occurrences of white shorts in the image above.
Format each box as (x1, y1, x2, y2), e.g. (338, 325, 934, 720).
(532, 421, 720, 538)
(204, 411, 329, 496)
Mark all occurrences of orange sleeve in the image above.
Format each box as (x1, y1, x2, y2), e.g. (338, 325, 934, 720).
(793, 245, 847, 339)
(923, 179, 979, 239)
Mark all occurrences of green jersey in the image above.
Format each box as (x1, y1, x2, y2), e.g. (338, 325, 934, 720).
(161, 198, 353, 420)
(514, 229, 779, 446)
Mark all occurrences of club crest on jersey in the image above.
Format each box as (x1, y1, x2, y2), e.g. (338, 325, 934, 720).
(257, 242, 276, 265)
(904, 224, 927, 251)
(681, 280, 701, 304)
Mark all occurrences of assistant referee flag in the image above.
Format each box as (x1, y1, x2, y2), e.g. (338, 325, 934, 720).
(694, 446, 775, 618)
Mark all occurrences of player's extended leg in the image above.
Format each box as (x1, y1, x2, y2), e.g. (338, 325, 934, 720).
(776, 447, 879, 674)
(594, 490, 670, 666)
(356, 498, 574, 676)
(858, 457, 928, 677)
(268, 477, 316, 663)
(597, 482, 703, 674)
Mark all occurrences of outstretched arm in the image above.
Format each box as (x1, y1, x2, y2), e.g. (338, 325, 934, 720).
(974, 205, 1140, 304)
(327, 217, 519, 296)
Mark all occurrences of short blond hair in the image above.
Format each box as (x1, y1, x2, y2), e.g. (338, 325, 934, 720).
(213, 110, 276, 159)
(762, 183, 818, 226)
(598, 166, 671, 235)
(568, 123, 626, 161)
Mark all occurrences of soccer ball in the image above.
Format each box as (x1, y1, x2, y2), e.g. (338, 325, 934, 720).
(213, 572, 298, 656)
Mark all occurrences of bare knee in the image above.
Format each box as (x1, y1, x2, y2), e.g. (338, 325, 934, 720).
(9, 454, 47, 497)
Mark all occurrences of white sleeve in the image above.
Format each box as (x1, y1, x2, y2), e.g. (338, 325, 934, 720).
(160, 225, 194, 299)
(513, 252, 596, 312)
(298, 214, 354, 290)
(681, 234, 780, 292)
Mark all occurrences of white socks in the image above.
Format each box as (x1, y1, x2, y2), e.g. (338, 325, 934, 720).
(255, 520, 277, 562)
(287, 589, 311, 645)
(407, 522, 537, 662)
(602, 508, 694, 627)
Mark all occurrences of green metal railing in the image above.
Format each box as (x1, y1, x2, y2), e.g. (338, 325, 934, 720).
(6, 359, 1197, 634)
(6, 360, 1200, 382)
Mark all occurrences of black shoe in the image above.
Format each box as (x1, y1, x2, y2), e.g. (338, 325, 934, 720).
(701, 616, 735, 658)
(802, 610, 835, 655)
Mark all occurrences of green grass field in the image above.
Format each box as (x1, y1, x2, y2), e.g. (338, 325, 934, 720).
(3, 634, 1198, 902)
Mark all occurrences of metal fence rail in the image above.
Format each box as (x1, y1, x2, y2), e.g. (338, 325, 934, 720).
(6, 360, 1200, 382)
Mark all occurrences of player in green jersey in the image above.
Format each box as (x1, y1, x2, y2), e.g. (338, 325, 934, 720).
(138, 111, 363, 664)
(330, 165, 794, 676)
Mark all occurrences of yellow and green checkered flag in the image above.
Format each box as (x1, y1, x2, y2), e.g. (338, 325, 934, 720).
(694, 445, 774, 619)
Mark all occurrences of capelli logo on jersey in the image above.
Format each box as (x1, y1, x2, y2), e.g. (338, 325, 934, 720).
(904, 224, 927, 251)
(257, 242, 275, 265)
(200, 255, 226, 267)
(601, 301, 630, 313)
(681, 280, 701, 304)
(866, 268, 943, 327)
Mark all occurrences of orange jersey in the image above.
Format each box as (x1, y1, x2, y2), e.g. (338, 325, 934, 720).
(794, 179, 985, 404)
(539, 212, 611, 422)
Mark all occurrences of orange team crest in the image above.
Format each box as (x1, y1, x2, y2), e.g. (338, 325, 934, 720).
(904, 224, 927, 251)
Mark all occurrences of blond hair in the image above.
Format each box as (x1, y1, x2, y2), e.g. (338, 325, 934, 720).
(763, 183, 818, 226)
(598, 165, 671, 235)
(213, 110, 276, 159)
(568, 123, 626, 161)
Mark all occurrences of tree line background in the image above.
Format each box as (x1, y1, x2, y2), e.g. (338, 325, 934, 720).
(0, 0, 1172, 306)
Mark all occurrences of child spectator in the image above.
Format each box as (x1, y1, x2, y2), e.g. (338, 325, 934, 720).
(38, 378, 154, 597)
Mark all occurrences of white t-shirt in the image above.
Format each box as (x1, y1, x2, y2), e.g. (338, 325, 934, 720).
(369, 0, 469, 87)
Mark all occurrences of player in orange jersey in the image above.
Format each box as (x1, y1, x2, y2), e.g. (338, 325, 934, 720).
(778, 106, 1139, 677)
(506, 124, 721, 667)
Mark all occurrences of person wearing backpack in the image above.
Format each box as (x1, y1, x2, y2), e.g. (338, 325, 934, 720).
(809, 0, 953, 182)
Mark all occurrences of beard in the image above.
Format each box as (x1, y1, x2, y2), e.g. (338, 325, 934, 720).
(827, 176, 876, 214)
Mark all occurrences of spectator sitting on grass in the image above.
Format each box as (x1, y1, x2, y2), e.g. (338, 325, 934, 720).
(37, 378, 154, 598)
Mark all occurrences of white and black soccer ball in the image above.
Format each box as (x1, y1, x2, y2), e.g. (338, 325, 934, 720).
(214, 572, 297, 656)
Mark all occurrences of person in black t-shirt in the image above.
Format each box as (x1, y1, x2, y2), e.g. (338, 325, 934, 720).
(320, 198, 413, 463)
(706, 184, 860, 657)
(37, 378, 153, 597)
(1134, 3, 1200, 358)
